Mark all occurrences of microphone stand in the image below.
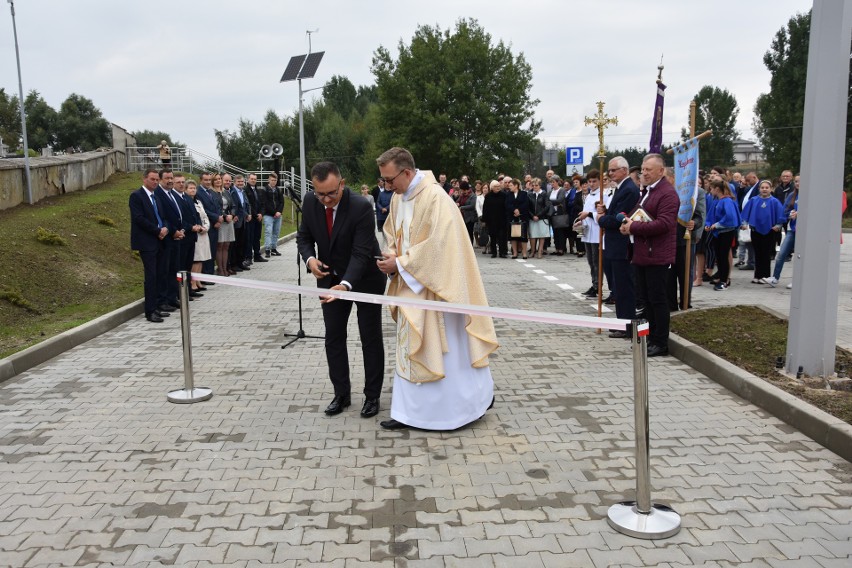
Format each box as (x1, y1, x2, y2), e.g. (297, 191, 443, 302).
(281, 183, 325, 349)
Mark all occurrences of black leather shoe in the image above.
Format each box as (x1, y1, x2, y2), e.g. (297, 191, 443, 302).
(168, 301, 180, 309)
(609, 330, 629, 339)
(241, 262, 251, 270)
(271, 249, 282, 256)
(647, 344, 669, 357)
(233, 266, 244, 272)
(361, 398, 380, 418)
(604, 295, 616, 305)
(324, 395, 351, 416)
(253, 255, 268, 262)
(146, 313, 164, 323)
(189, 291, 204, 298)
(154, 310, 170, 317)
(158, 304, 177, 312)
(379, 418, 409, 430)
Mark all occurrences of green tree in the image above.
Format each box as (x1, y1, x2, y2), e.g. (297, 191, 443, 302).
(0, 88, 21, 151)
(55, 93, 110, 151)
(753, 11, 811, 174)
(680, 86, 739, 166)
(323, 75, 357, 119)
(371, 18, 541, 176)
(131, 130, 181, 148)
(23, 90, 58, 151)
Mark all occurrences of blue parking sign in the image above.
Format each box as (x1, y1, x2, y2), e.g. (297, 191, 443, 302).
(566, 147, 584, 165)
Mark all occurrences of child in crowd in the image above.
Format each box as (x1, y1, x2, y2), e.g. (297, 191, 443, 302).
(741, 180, 785, 284)
(706, 178, 740, 291)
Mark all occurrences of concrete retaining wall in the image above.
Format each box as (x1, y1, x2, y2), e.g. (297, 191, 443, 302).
(0, 150, 125, 210)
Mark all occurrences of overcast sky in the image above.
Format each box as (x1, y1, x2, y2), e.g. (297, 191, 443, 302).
(2, 0, 813, 167)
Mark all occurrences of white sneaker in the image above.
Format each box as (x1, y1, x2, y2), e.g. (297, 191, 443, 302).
(786, 283, 793, 289)
(762, 277, 778, 287)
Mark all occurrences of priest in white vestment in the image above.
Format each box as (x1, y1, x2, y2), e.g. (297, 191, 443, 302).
(375, 147, 499, 430)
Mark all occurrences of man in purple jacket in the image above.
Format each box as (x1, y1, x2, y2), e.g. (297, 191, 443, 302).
(619, 154, 679, 357)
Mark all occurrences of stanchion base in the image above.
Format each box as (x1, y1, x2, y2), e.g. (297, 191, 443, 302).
(167, 387, 213, 404)
(607, 501, 681, 540)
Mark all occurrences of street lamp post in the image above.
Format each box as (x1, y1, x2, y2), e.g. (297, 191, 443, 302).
(8, 0, 33, 205)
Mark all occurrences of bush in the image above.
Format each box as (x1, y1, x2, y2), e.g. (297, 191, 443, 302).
(35, 226, 67, 246)
(94, 215, 116, 227)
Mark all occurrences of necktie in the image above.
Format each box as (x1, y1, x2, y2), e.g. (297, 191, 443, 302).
(640, 187, 648, 200)
(326, 207, 334, 237)
(170, 191, 182, 221)
(150, 195, 163, 228)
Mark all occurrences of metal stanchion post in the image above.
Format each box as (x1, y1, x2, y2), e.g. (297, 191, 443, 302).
(607, 319, 681, 539)
(167, 271, 213, 404)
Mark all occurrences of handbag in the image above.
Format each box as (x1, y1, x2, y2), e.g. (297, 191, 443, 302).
(551, 214, 570, 229)
(738, 226, 751, 243)
(477, 228, 490, 248)
(510, 222, 522, 238)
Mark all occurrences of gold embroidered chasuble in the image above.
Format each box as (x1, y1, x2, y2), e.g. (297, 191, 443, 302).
(384, 170, 499, 383)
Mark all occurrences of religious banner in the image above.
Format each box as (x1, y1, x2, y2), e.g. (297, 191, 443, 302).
(649, 81, 666, 154)
(673, 137, 700, 226)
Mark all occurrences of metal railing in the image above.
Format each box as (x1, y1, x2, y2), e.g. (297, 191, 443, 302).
(125, 146, 313, 195)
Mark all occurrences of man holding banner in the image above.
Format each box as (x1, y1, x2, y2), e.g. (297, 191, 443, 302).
(669, 139, 706, 311)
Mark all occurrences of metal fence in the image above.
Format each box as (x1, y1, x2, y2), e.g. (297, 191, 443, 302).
(125, 146, 312, 195)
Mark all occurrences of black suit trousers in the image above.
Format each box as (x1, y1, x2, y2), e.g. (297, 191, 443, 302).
(322, 297, 384, 399)
(139, 249, 160, 315)
(607, 257, 635, 320)
(158, 240, 179, 305)
(635, 264, 670, 348)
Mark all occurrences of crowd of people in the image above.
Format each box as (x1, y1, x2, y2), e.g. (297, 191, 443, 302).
(130, 157, 809, 361)
(359, 157, 806, 358)
(129, 168, 289, 322)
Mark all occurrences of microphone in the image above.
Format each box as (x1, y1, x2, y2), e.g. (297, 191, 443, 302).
(616, 212, 628, 224)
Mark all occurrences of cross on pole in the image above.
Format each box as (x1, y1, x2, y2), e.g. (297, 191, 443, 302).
(584, 101, 618, 158)
(584, 101, 618, 330)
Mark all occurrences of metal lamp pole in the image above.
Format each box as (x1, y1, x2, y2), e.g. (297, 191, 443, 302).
(8, 0, 33, 205)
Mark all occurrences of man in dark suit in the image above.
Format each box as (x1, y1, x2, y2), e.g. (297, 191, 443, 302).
(244, 173, 267, 264)
(173, 174, 204, 298)
(195, 172, 222, 278)
(155, 169, 184, 312)
(596, 156, 640, 335)
(296, 161, 386, 418)
(129, 168, 171, 322)
(228, 175, 250, 272)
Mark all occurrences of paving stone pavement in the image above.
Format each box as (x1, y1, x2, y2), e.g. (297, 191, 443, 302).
(1, 233, 851, 567)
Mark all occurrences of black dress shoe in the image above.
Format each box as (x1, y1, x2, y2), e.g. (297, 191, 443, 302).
(241, 263, 251, 270)
(189, 291, 204, 298)
(233, 266, 244, 272)
(168, 301, 180, 309)
(201, 281, 216, 286)
(361, 398, 380, 418)
(604, 295, 616, 305)
(609, 330, 629, 339)
(158, 304, 177, 312)
(196, 286, 208, 292)
(647, 344, 669, 357)
(154, 310, 170, 317)
(271, 249, 282, 256)
(324, 395, 351, 416)
(254, 255, 269, 262)
(379, 418, 409, 430)
(146, 313, 164, 323)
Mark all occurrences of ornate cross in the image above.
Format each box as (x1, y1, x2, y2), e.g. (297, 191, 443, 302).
(584, 101, 618, 158)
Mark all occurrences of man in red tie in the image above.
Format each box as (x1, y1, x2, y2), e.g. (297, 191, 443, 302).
(296, 162, 387, 419)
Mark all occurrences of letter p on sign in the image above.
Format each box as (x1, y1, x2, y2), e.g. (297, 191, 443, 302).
(566, 147, 584, 165)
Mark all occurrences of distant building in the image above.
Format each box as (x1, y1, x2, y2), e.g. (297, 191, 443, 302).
(111, 123, 136, 154)
(733, 139, 764, 164)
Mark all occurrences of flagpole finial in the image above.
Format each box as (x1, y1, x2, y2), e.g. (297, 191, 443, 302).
(657, 54, 664, 83)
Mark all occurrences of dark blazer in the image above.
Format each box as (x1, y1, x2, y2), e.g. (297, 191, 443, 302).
(229, 186, 249, 228)
(482, 189, 507, 226)
(155, 186, 181, 237)
(260, 184, 284, 216)
(244, 183, 260, 217)
(528, 190, 552, 220)
(195, 185, 221, 227)
(178, 191, 200, 245)
(505, 190, 530, 222)
(296, 190, 386, 293)
(598, 178, 640, 260)
(129, 187, 166, 251)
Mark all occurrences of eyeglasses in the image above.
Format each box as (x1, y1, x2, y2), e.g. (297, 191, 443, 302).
(314, 181, 342, 201)
(380, 169, 408, 185)
(607, 167, 625, 173)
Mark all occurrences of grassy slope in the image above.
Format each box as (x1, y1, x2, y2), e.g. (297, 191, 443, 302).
(0, 172, 295, 357)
